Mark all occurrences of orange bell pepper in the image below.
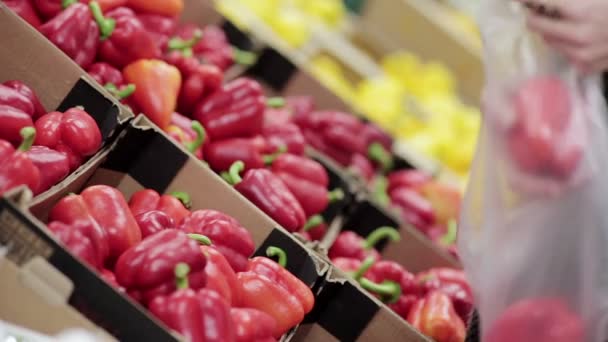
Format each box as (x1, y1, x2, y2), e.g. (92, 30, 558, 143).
(126, 0, 183, 17)
(123, 59, 181, 129)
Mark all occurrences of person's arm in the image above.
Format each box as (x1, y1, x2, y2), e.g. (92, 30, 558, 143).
(516, 0, 608, 74)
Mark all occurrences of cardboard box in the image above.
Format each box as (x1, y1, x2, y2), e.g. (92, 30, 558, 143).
(31, 115, 328, 287)
(0, 188, 176, 341)
(0, 5, 131, 194)
(293, 267, 431, 342)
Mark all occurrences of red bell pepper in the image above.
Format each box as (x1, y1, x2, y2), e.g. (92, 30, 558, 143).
(100, 268, 126, 292)
(165, 114, 205, 159)
(39, 1, 115, 69)
(193, 78, 266, 141)
(275, 172, 344, 217)
(134, 210, 175, 239)
(180, 209, 255, 272)
(126, 0, 183, 17)
(88, 62, 124, 87)
(348, 153, 375, 182)
(263, 98, 293, 128)
(249, 247, 315, 314)
(485, 297, 585, 342)
(128, 189, 191, 225)
(323, 124, 366, 156)
(236, 272, 305, 338)
(98, 7, 160, 68)
(47, 193, 110, 267)
(0, 127, 40, 195)
(201, 244, 239, 305)
(299, 215, 327, 241)
(4, 0, 42, 28)
(407, 291, 466, 342)
(115, 230, 207, 304)
(223, 161, 306, 232)
(205, 136, 277, 173)
(32, 0, 125, 19)
(328, 227, 400, 261)
(331, 257, 370, 277)
(262, 123, 306, 156)
(34, 107, 102, 171)
(2, 81, 46, 120)
(416, 268, 473, 324)
(302, 128, 352, 166)
(332, 256, 402, 304)
(231, 308, 277, 342)
(0, 104, 33, 146)
(288, 96, 315, 123)
(390, 187, 436, 231)
(366, 260, 420, 319)
(123, 59, 181, 129)
(387, 169, 432, 194)
(47, 220, 108, 270)
(25, 145, 70, 194)
(362, 122, 393, 152)
(148, 263, 235, 342)
(137, 13, 177, 51)
(270, 153, 329, 188)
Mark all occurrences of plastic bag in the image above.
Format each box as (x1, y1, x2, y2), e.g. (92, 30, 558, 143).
(458, 1, 608, 341)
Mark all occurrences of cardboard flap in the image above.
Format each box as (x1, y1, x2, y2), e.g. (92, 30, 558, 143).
(19, 256, 74, 307)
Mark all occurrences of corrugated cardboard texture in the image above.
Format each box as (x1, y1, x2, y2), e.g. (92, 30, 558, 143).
(0, 257, 114, 340)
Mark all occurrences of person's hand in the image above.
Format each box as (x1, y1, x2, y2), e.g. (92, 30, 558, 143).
(516, 0, 608, 73)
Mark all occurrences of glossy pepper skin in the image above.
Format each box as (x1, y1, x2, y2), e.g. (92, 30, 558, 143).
(137, 13, 177, 51)
(165, 113, 205, 159)
(180, 209, 255, 272)
(387, 170, 432, 194)
(276, 172, 343, 217)
(123, 59, 181, 129)
(193, 78, 266, 141)
(134, 210, 175, 238)
(231, 308, 277, 342)
(328, 227, 400, 262)
(47, 220, 108, 270)
(48, 193, 110, 267)
(34, 107, 102, 171)
(4, 0, 42, 28)
(390, 187, 436, 232)
(416, 268, 473, 323)
(88, 62, 124, 86)
(0, 128, 40, 195)
(98, 7, 160, 68)
(248, 247, 315, 314)
(149, 264, 234, 342)
(0, 86, 35, 144)
(126, 0, 183, 17)
(39, 2, 112, 70)
(129, 189, 191, 225)
(224, 161, 306, 232)
(349, 153, 375, 182)
(205, 137, 273, 173)
(262, 123, 306, 156)
(299, 215, 327, 242)
(173, 24, 239, 71)
(367, 260, 419, 319)
(25, 145, 70, 194)
(32, 0, 125, 19)
(408, 291, 466, 342)
(115, 230, 207, 304)
(485, 298, 585, 342)
(270, 154, 329, 188)
(2, 80, 46, 120)
(201, 245, 239, 305)
(236, 272, 305, 338)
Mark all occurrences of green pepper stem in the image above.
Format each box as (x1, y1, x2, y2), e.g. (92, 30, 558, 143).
(170, 191, 192, 209)
(372, 176, 390, 206)
(362, 226, 400, 250)
(18, 127, 36, 152)
(62, 0, 77, 9)
(359, 278, 401, 304)
(224, 161, 245, 185)
(440, 220, 458, 246)
(104, 83, 136, 100)
(168, 30, 203, 57)
(351, 256, 375, 281)
(184, 121, 206, 153)
(327, 188, 344, 203)
(187, 234, 212, 246)
(233, 47, 257, 66)
(262, 146, 287, 165)
(266, 246, 287, 268)
(302, 215, 324, 232)
(89, 1, 115, 41)
(266, 97, 285, 108)
(175, 262, 190, 290)
(368, 142, 394, 172)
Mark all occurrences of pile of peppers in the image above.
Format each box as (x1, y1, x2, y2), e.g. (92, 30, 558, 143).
(330, 226, 472, 342)
(0, 80, 102, 196)
(46, 184, 315, 341)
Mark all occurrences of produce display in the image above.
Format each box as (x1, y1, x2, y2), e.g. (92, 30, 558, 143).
(47, 184, 313, 340)
(0, 1, 478, 341)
